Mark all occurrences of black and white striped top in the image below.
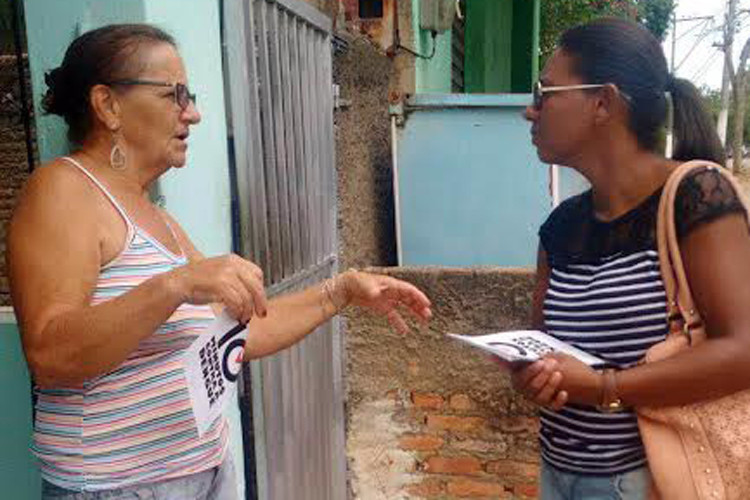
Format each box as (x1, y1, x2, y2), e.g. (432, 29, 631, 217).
(537, 167, 745, 475)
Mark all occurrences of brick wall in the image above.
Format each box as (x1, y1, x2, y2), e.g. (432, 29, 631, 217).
(345, 267, 541, 499)
(0, 55, 35, 307)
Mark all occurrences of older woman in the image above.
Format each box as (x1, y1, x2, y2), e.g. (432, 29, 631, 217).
(7, 24, 431, 499)
(509, 18, 747, 499)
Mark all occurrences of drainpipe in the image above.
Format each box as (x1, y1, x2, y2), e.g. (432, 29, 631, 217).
(389, 98, 404, 265)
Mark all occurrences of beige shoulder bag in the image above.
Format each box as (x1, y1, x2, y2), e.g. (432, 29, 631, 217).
(638, 160, 750, 500)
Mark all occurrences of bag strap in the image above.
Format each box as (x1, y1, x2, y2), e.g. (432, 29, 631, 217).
(656, 160, 750, 342)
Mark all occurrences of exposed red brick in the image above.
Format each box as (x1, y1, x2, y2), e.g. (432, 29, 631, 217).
(449, 394, 475, 411)
(452, 438, 502, 454)
(426, 415, 486, 433)
(399, 434, 445, 451)
(404, 478, 445, 498)
(446, 478, 506, 497)
(412, 392, 444, 410)
(486, 460, 539, 479)
(423, 456, 482, 476)
(516, 483, 539, 498)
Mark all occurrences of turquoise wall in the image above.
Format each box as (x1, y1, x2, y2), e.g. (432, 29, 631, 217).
(24, 0, 145, 162)
(412, 0, 540, 94)
(21, 0, 241, 496)
(142, 0, 232, 258)
(395, 94, 549, 267)
(0, 315, 40, 499)
(412, 0, 453, 93)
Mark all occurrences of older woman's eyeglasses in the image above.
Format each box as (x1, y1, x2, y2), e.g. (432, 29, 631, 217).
(105, 80, 197, 110)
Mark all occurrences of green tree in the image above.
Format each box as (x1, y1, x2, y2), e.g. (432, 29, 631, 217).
(701, 85, 750, 158)
(540, 0, 676, 67)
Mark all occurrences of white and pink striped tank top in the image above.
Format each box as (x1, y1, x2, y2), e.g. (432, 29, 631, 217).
(33, 157, 227, 492)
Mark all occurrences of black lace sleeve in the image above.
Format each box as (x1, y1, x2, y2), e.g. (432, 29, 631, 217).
(538, 192, 591, 265)
(674, 167, 747, 239)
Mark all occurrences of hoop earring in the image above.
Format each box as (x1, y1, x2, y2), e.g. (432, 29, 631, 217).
(110, 135, 127, 171)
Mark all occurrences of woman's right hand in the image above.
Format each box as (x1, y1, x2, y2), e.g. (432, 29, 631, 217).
(509, 358, 568, 411)
(168, 254, 268, 323)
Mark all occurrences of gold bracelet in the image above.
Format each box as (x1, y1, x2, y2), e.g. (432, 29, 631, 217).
(598, 368, 624, 413)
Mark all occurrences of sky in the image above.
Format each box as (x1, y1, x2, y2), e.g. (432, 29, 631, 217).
(665, 0, 750, 90)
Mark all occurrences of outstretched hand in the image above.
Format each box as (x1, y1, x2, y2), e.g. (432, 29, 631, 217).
(341, 271, 432, 333)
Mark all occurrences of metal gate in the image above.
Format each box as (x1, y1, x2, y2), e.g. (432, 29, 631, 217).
(222, 1, 345, 499)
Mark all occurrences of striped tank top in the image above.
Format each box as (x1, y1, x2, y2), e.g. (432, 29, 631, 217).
(537, 168, 745, 475)
(33, 157, 227, 491)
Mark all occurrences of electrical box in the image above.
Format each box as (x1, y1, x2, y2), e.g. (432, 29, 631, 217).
(419, 0, 456, 33)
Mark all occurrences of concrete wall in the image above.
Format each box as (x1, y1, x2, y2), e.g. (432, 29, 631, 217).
(334, 38, 399, 269)
(345, 267, 540, 499)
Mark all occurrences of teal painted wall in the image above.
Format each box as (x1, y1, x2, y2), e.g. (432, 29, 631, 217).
(23, 0, 145, 162)
(142, 0, 232, 258)
(0, 316, 40, 500)
(412, 0, 453, 93)
(21, 1, 242, 496)
(395, 95, 549, 267)
(465, 0, 513, 93)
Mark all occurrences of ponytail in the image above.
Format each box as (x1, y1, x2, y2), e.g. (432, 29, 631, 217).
(560, 19, 726, 165)
(670, 77, 726, 165)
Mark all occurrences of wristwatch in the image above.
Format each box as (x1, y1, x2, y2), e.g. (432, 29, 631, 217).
(598, 368, 625, 413)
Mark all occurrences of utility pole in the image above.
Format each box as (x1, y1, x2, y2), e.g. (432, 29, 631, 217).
(671, 10, 678, 73)
(718, 0, 739, 147)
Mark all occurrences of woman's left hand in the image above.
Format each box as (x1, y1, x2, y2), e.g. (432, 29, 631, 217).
(339, 270, 432, 333)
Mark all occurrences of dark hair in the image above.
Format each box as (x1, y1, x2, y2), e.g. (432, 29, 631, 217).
(559, 18, 725, 165)
(42, 24, 176, 144)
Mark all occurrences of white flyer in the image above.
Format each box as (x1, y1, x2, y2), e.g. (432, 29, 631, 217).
(448, 330, 605, 367)
(183, 311, 248, 436)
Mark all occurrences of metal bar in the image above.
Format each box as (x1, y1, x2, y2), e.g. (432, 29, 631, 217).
(256, 1, 284, 283)
(278, 347, 295, 499)
(224, 0, 271, 273)
(267, 0, 331, 33)
(315, 33, 330, 257)
(323, 33, 346, 500)
(249, 359, 269, 500)
(298, 23, 315, 266)
(308, 31, 325, 261)
(404, 93, 533, 110)
(265, 254, 335, 297)
(290, 19, 312, 269)
(268, 6, 294, 279)
(321, 36, 335, 256)
(280, 11, 303, 274)
(302, 25, 320, 262)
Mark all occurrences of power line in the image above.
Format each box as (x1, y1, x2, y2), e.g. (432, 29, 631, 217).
(676, 21, 720, 71)
(676, 17, 712, 42)
(691, 48, 722, 82)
